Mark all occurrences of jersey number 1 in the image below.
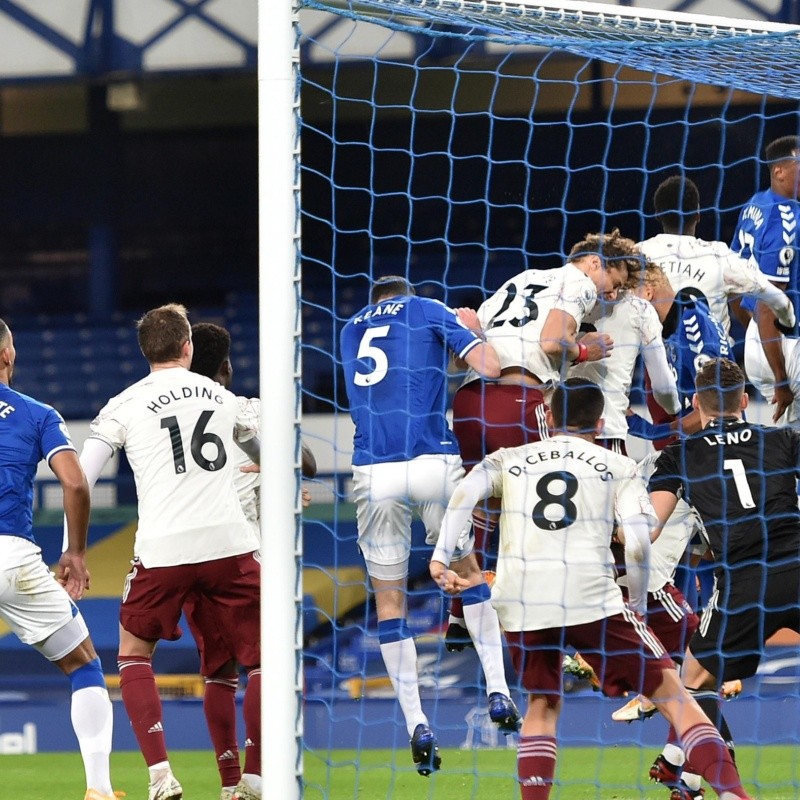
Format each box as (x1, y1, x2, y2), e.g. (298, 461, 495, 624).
(722, 458, 756, 509)
(161, 410, 228, 473)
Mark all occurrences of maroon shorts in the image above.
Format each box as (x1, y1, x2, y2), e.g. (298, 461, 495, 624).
(184, 592, 237, 677)
(453, 382, 548, 470)
(120, 552, 261, 670)
(645, 584, 699, 660)
(504, 611, 675, 705)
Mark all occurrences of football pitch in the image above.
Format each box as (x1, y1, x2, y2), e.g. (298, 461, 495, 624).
(9, 746, 797, 799)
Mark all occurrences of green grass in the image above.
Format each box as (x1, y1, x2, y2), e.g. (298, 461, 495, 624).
(6, 746, 800, 799)
(304, 746, 800, 799)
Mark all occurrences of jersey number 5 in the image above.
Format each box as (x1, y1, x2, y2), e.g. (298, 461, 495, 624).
(532, 471, 579, 530)
(353, 325, 390, 387)
(161, 410, 228, 474)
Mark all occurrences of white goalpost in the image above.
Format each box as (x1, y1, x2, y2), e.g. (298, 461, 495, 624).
(259, 1, 302, 799)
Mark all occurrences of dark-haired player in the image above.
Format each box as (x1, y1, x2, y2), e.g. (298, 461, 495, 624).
(646, 357, 800, 800)
(185, 322, 314, 800)
(639, 175, 794, 340)
(431, 378, 751, 800)
(732, 135, 800, 423)
(340, 276, 519, 776)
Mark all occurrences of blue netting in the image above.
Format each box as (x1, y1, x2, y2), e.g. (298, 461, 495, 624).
(298, 4, 800, 797)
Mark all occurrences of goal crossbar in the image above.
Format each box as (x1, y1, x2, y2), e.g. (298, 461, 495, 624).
(303, 0, 800, 99)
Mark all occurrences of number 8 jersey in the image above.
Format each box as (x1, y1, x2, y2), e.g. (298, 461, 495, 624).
(88, 366, 260, 567)
(472, 435, 654, 631)
(469, 263, 598, 385)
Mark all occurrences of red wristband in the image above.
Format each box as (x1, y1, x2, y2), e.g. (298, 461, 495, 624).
(571, 342, 588, 365)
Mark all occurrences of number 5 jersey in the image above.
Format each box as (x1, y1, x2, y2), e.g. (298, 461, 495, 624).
(88, 366, 259, 567)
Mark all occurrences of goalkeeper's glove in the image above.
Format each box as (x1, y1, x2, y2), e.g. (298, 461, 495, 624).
(626, 412, 673, 441)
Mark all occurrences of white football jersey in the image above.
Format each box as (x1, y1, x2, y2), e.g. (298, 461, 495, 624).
(638, 233, 770, 336)
(234, 395, 260, 536)
(89, 367, 260, 568)
(467, 263, 598, 385)
(479, 435, 656, 631)
(619, 451, 699, 592)
(571, 293, 664, 439)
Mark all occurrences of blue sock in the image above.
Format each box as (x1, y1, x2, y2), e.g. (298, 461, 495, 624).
(69, 657, 106, 692)
(461, 583, 491, 606)
(378, 618, 411, 645)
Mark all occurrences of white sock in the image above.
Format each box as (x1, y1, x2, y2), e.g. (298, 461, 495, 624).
(70, 686, 114, 794)
(379, 638, 427, 737)
(148, 761, 171, 779)
(662, 743, 685, 766)
(242, 773, 262, 792)
(448, 614, 465, 626)
(682, 771, 702, 791)
(463, 599, 509, 696)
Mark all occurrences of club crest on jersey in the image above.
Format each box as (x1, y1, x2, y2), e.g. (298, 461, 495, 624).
(780, 246, 795, 268)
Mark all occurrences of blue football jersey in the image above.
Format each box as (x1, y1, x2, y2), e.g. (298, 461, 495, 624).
(0, 384, 75, 543)
(340, 294, 481, 466)
(732, 188, 800, 325)
(662, 291, 730, 415)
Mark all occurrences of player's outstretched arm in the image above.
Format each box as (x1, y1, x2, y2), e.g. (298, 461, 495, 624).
(430, 466, 494, 585)
(51, 450, 91, 601)
(641, 340, 680, 416)
(755, 299, 794, 422)
(463, 340, 501, 378)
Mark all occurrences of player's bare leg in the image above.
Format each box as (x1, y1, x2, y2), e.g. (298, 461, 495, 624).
(516, 694, 561, 799)
(450, 552, 520, 734)
(117, 626, 183, 800)
(648, 669, 749, 800)
(371, 576, 440, 775)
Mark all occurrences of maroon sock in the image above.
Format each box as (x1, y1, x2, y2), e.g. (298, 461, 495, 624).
(242, 668, 261, 776)
(682, 723, 749, 798)
(204, 676, 241, 787)
(118, 655, 168, 767)
(517, 735, 557, 799)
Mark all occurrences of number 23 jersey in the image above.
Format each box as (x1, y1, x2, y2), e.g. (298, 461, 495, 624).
(478, 435, 655, 632)
(472, 263, 598, 385)
(89, 366, 260, 567)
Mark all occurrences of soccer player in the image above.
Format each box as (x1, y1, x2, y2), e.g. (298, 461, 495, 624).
(731, 135, 800, 423)
(627, 260, 730, 446)
(646, 357, 800, 800)
(0, 318, 118, 800)
(570, 290, 680, 454)
(74, 304, 262, 800)
(639, 175, 795, 341)
(430, 378, 751, 800)
(340, 275, 519, 776)
(185, 321, 317, 800)
(447, 229, 638, 646)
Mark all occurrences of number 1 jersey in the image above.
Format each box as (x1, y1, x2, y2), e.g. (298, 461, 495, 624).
(89, 366, 260, 567)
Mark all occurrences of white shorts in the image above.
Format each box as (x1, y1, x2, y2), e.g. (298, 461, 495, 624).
(744, 319, 800, 425)
(352, 453, 474, 580)
(0, 537, 82, 647)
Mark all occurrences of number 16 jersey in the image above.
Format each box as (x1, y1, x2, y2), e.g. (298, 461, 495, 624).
(478, 435, 655, 631)
(88, 366, 260, 568)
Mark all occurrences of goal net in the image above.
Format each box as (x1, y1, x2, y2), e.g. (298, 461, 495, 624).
(297, 1, 800, 797)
